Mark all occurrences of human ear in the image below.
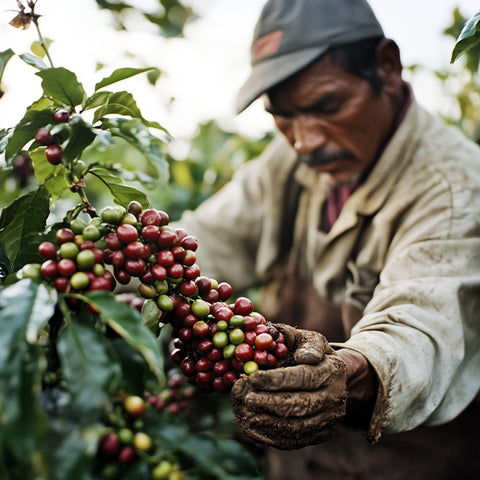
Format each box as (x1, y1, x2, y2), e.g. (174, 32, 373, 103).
(375, 39, 403, 94)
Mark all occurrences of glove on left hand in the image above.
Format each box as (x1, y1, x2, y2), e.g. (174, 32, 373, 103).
(231, 324, 347, 450)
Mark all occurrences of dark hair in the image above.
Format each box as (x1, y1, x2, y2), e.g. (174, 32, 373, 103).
(326, 36, 384, 94)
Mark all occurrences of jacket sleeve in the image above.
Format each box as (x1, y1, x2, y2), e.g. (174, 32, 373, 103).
(334, 158, 480, 443)
(174, 135, 298, 292)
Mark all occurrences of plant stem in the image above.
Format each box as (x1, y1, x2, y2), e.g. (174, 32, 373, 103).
(30, 3, 54, 68)
(78, 186, 97, 218)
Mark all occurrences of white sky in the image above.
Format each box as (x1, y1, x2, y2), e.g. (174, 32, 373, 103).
(1, 0, 479, 144)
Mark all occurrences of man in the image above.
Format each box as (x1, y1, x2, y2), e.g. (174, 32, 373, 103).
(177, 0, 480, 478)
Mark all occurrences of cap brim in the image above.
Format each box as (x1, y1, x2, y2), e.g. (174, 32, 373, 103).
(235, 45, 328, 114)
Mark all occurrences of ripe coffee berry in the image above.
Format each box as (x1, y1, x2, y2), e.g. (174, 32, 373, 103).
(116, 224, 138, 244)
(57, 258, 76, 277)
(38, 241, 57, 259)
(151, 264, 167, 281)
(141, 225, 160, 243)
(217, 282, 233, 301)
(117, 446, 136, 464)
(125, 258, 147, 276)
(53, 108, 70, 123)
(125, 241, 150, 259)
(183, 263, 200, 280)
(45, 144, 63, 165)
(40, 259, 58, 278)
(233, 297, 254, 316)
(56, 228, 75, 244)
(54, 276, 69, 292)
(35, 128, 53, 146)
(99, 433, 120, 456)
(156, 228, 177, 249)
(139, 208, 162, 226)
(180, 235, 198, 251)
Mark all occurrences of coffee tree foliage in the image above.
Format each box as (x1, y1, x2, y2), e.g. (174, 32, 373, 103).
(0, 1, 270, 479)
(421, 7, 480, 142)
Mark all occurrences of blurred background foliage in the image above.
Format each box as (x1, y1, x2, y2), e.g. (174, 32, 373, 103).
(406, 6, 480, 141)
(1, 3, 479, 218)
(94, 0, 195, 37)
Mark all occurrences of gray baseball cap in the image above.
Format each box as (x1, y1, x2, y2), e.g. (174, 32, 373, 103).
(236, 0, 384, 113)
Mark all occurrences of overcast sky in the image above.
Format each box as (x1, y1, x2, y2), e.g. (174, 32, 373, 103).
(1, 0, 479, 141)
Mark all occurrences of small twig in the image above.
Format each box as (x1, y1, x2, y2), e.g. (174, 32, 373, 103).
(30, 2, 54, 68)
(78, 186, 97, 218)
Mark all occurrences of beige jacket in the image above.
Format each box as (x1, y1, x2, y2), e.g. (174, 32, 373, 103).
(178, 99, 480, 442)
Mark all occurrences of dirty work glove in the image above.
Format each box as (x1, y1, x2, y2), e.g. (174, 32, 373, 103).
(231, 324, 347, 450)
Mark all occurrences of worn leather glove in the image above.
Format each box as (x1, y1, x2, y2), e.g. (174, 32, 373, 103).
(231, 323, 347, 450)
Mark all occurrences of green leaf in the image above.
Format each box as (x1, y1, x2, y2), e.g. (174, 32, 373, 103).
(0, 127, 12, 155)
(0, 49, 15, 84)
(147, 67, 162, 86)
(99, 118, 170, 184)
(0, 279, 57, 459)
(91, 90, 165, 130)
(82, 90, 111, 111)
(143, 0, 191, 38)
(35, 67, 87, 108)
(40, 425, 95, 480)
(109, 338, 156, 393)
(44, 173, 70, 204)
(30, 39, 53, 59)
(0, 245, 11, 281)
(4, 103, 54, 164)
(451, 11, 480, 63)
(150, 419, 261, 480)
(56, 319, 121, 420)
(61, 114, 97, 162)
(19, 52, 48, 70)
(89, 166, 149, 208)
(95, 0, 132, 14)
(30, 148, 70, 204)
(30, 148, 65, 184)
(94, 67, 159, 91)
(83, 290, 165, 383)
(0, 187, 50, 271)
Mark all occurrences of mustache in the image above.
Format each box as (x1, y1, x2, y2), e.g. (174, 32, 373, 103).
(298, 148, 356, 167)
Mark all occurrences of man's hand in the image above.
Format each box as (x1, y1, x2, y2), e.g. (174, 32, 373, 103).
(231, 324, 347, 450)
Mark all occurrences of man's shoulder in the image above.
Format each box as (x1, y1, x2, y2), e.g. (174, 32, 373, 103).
(240, 133, 300, 187)
(405, 103, 480, 183)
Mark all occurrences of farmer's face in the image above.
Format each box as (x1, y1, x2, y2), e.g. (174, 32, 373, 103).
(266, 54, 398, 185)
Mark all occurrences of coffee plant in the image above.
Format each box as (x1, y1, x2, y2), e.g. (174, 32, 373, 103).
(0, 2, 278, 479)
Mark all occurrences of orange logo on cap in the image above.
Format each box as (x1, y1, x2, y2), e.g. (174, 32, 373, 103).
(253, 30, 283, 61)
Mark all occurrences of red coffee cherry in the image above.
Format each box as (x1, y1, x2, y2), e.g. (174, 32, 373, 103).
(45, 144, 63, 165)
(35, 128, 53, 146)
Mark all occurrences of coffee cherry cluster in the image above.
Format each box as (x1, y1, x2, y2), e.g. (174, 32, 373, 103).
(145, 372, 195, 415)
(97, 395, 151, 468)
(99, 204, 194, 291)
(96, 379, 190, 479)
(23, 200, 291, 392)
(98, 203, 291, 392)
(166, 296, 290, 393)
(34, 108, 70, 165)
(37, 224, 115, 308)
